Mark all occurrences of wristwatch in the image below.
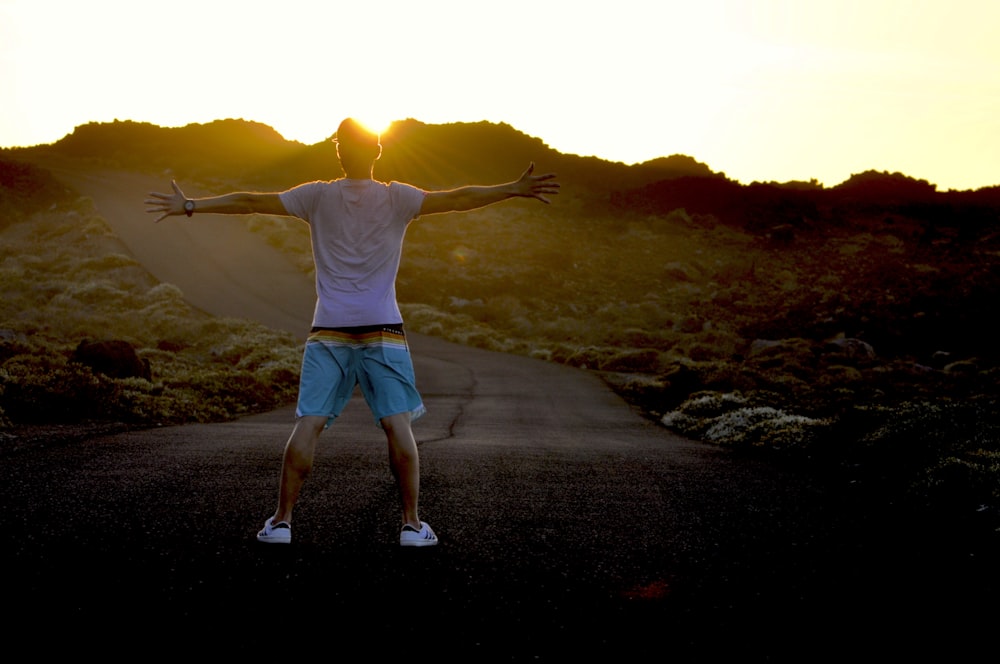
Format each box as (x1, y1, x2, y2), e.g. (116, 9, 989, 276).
(184, 199, 195, 217)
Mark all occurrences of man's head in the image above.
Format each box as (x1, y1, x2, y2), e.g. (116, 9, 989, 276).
(334, 118, 382, 175)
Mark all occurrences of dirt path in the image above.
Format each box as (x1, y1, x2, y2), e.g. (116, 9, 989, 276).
(47, 161, 316, 337)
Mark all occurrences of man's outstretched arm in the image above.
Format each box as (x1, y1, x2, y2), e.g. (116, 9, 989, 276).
(419, 163, 559, 216)
(145, 180, 287, 223)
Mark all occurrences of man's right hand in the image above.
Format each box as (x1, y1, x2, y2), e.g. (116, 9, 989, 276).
(144, 180, 189, 223)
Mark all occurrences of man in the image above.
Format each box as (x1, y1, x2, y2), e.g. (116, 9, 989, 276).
(145, 118, 559, 547)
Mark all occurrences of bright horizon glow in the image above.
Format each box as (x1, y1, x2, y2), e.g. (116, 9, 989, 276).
(2, 0, 999, 191)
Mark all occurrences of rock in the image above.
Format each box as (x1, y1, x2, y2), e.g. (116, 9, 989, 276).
(824, 337, 876, 361)
(748, 339, 785, 356)
(662, 261, 699, 282)
(71, 339, 151, 381)
(768, 224, 795, 245)
(929, 350, 952, 369)
(747, 338, 814, 358)
(943, 360, 979, 375)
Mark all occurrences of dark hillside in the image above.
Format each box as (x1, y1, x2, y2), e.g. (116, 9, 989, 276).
(612, 168, 1000, 232)
(0, 159, 74, 228)
(235, 118, 718, 199)
(18, 119, 307, 182)
(9, 119, 725, 203)
(14, 118, 999, 211)
(377, 119, 558, 187)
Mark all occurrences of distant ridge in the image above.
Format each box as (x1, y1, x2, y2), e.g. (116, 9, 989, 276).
(26, 119, 304, 182)
(7, 118, 726, 198)
(5, 118, 998, 220)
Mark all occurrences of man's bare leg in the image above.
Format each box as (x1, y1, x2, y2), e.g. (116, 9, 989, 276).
(271, 415, 326, 524)
(381, 412, 421, 529)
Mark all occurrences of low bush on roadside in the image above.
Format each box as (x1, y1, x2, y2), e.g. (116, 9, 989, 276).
(0, 198, 301, 428)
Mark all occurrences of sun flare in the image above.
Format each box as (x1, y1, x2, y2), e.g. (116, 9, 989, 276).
(356, 117, 393, 140)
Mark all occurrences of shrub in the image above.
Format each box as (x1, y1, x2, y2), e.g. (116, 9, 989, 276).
(660, 391, 833, 453)
(599, 348, 665, 373)
(0, 204, 302, 428)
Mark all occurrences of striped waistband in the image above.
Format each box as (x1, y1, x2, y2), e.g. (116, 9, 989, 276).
(307, 325, 407, 348)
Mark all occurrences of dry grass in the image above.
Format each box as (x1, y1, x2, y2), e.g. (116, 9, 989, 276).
(0, 198, 301, 427)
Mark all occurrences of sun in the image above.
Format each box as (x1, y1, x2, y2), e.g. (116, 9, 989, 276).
(356, 116, 394, 139)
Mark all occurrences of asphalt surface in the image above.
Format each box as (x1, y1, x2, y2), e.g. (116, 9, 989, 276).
(3, 162, 994, 660)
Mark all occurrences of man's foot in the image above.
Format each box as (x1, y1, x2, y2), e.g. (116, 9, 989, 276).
(257, 517, 292, 544)
(399, 521, 438, 547)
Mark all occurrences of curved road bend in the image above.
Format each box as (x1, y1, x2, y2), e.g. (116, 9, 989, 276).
(46, 162, 317, 336)
(2, 162, 991, 660)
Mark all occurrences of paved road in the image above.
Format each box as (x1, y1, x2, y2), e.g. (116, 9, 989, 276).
(3, 162, 993, 660)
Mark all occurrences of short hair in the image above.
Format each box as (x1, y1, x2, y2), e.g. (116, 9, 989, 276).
(335, 118, 380, 148)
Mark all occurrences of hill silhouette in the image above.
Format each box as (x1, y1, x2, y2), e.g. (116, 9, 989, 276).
(12, 117, 999, 228)
(21, 118, 723, 198)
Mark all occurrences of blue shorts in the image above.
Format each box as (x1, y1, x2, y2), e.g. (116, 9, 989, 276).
(296, 325, 426, 428)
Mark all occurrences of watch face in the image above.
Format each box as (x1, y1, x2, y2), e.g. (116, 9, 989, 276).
(185, 200, 194, 211)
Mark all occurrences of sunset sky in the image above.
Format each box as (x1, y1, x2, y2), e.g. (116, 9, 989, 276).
(2, 0, 998, 191)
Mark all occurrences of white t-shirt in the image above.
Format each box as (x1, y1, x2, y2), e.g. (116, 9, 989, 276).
(279, 178, 425, 327)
